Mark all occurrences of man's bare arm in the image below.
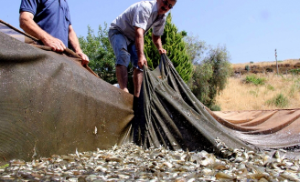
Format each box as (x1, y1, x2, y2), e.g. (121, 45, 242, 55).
(68, 25, 89, 66)
(19, 11, 66, 52)
(152, 34, 167, 54)
(135, 27, 147, 69)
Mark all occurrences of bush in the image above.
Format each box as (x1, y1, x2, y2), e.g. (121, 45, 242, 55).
(289, 68, 300, 75)
(266, 68, 273, 72)
(249, 90, 258, 97)
(189, 46, 231, 108)
(289, 86, 296, 97)
(245, 65, 250, 71)
(210, 105, 221, 111)
(266, 84, 275, 91)
(289, 79, 300, 97)
(266, 93, 289, 108)
(250, 61, 254, 64)
(295, 78, 300, 90)
(79, 24, 116, 84)
(245, 75, 266, 85)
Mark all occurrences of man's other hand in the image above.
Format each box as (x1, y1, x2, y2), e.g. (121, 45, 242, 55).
(77, 51, 89, 66)
(138, 55, 148, 69)
(158, 48, 167, 54)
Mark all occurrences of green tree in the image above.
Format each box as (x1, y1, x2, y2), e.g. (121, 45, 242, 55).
(144, 13, 193, 82)
(189, 46, 231, 109)
(184, 34, 206, 65)
(189, 63, 214, 105)
(79, 24, 116, 84)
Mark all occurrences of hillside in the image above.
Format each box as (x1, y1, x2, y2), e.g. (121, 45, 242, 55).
(215, 59, 300, 111)
(232, 59, 300, 75)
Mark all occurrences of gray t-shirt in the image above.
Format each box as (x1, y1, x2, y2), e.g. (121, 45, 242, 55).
(110, 0, 166, 43)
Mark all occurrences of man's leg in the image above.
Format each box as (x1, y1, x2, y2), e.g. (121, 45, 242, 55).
(108, 29, 131, 93)
(133, 68, 143, 97)
(116, 65, 129, 93)
(128, 43, 144, 97)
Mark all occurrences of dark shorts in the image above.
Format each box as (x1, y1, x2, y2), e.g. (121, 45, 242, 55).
(108, 29, 142, 71)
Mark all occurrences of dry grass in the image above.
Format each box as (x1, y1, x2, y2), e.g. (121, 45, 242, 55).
(215, 73, 300, 111)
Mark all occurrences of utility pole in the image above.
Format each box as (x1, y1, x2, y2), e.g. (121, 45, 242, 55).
(275, 49, 279, 75)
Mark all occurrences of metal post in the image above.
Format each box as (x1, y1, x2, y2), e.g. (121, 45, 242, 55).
(275, 49, 279, 75)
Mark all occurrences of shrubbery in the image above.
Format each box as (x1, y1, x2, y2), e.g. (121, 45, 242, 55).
(210, 105, 221, 111)
(266, 93, 289, 108)
(245, 65, 250, 72)
(245, 75, 266, 85)
(189, 46, 231, 110)
(79, 24, 117, 84)
(289, 68, 300, 75)
(266, 68, 273, 72)
(266, 84, 275, 91)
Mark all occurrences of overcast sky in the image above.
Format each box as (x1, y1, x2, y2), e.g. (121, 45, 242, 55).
(1, 0, 299, 63)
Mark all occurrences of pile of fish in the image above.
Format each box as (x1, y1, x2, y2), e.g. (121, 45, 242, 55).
(1, 140, 300, 181)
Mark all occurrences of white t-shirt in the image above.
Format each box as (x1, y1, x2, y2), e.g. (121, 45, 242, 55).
(110, 0, 166, 42)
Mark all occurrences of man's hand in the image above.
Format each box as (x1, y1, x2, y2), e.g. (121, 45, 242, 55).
(158, 48, 167, 54)
(41, 36, 66, 52)
(77, 51, 89, 66)
(135, 27, 147, 70)
(152, 35, 166, 55)
(20, 11, 66, 52)
(68, 25, 89, 66)
(138, 55, 148, 69)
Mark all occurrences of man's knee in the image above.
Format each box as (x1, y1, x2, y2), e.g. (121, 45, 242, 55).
(116, 48, 131, 67)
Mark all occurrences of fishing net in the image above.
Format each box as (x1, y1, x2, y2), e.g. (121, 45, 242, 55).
(134, 54, 300, 158)
(0, 20, 134, 162)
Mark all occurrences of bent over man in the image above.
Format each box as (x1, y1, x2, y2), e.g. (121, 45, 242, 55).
(109, 0, 177, 97)
(19, 0, 89, 66)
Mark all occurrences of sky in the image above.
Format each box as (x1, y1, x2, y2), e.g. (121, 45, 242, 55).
(1, 0, 299, 64)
